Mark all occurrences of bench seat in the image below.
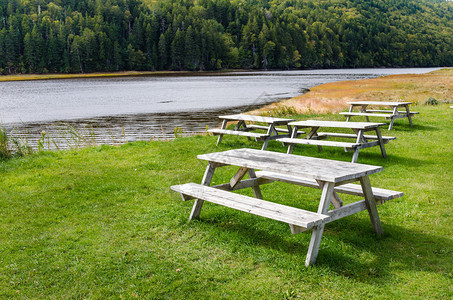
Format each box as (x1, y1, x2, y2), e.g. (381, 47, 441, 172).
(339, 112, 417, 118)
(276, 137, 360, 149)
(245, 124, 289, 133)
(365, 109, 419, 114)
(339, 112, 395, 118)
(245, 124, 306, 135)
(171, 183, 330, 231)
(255, 171, 403, 203)
(316, 132, 396, 142)
(208, 128, 269, 140)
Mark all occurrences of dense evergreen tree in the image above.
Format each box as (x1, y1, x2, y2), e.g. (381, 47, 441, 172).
(0, 0, 451, 74)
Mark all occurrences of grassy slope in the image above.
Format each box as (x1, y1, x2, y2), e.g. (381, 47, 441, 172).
(254, 68, 453, 115)
(0, 103, 452, 298)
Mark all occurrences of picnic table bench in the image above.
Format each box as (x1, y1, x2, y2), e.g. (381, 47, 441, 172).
(276, 120, 395, 163)
(208, 114, 302, 150)
(171, 148, 403, 266)
(340, 101, 418, 130)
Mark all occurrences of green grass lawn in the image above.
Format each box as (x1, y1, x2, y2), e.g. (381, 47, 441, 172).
(0, 104, 452, 299)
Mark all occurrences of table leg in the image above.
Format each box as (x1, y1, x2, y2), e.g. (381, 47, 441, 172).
(236, 121, 252, 141)
(375, 127, 387, 158)
(189, 162, 216, 220)
(346, 105, 354, 122)
(359, 175, 383, 235)
(286, 124, 293, 137)
(247, 169, 263, 199)
(216, 120, 228, 145)
(405, 105, 413, 127)
(359, 105, 370, 122)
(307, 127, 322, 152)
(287, 125, 299, 154)
(351, 129, 364, 163)
(388, 106, 398, 130)
(316, 180, 343, 208)
(261, 124, 275, 150)
(234, 120, 245, 131)
(305, 181, 334, 266)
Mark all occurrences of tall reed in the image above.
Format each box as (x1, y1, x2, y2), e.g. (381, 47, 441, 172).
(0, 126, 11, 159)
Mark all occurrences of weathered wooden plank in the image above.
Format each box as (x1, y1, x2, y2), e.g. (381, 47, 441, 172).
(340, 112, 418, 121)
(247, 168, 264, 200)
(277, 137, 360, 149)
(171, 183, 330, 229)
(216, 119, 228, 145)
(326, 200, 368, 223)
(254, 171, 403, 202)
(247, 124, 286, 133)
(339, 112, 395, 118)
(366, 109, 418, 115)
(190, 162, 216, 220)
(316, 180, 343, 208)
(316, 132, 396, 141)
(198, 149, 383, 183)
(360, 175, 383, 235)
(375, 126, 387, 158)
(347, 101, 412, 106)
(305, 182, 334, 266)
(212, 177, 273, 192)
(289, 224, 309, 234)
(246, 124, 306, 136)
(208, 129, 269, 139)
(289, 120, 386, 129)
(230, 167, 249, 189)
(218, 114, 295, 125)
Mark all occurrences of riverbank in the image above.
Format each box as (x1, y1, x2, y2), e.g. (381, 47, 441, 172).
(252, 68, 453, 115)
(0, 70, 253, 82)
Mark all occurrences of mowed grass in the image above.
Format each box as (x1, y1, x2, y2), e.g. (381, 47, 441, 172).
(0, 104, 451, 299)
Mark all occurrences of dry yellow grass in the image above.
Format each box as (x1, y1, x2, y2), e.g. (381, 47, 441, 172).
(0, 71, 194, 81)
(253, 68, 453, 115)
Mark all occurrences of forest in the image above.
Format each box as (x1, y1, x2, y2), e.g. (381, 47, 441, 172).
(0, 0, 452, 74)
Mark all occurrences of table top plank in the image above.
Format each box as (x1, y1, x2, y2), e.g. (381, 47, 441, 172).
(198, 148, 382, 183)
(347, 101, 412, 106)
(289, 120, 385, 129)
(218, 114, 295, 125)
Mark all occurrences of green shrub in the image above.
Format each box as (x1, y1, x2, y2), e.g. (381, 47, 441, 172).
(424, 97, 439, 105)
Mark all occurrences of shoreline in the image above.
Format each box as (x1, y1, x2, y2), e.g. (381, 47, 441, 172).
(0, 70, 231, 82)
(249, 68, 453, 115)
(0, 67, 443, 82)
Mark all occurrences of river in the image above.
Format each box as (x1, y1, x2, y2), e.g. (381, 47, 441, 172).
(0, 68, 439, 149)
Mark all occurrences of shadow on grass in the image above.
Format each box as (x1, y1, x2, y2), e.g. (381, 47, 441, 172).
(190, 210, 451, 284)
(317, 219, 452, 281)
(264, 144, 431, 168)
(389, 123, 438, 132)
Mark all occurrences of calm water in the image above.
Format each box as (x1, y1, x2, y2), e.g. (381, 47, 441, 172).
(0, 68, 439, 148)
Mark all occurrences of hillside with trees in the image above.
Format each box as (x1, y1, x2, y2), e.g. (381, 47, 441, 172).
(0, 0, 451, 74)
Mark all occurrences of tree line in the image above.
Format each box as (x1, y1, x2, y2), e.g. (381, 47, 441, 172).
(0, 0, 452, 74)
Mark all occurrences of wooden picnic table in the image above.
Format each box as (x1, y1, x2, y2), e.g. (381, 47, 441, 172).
(276, 120, 395, 163)
(171, 148, 403, 266)
(208, 114, 298, 150)
(340, 101, 418, 130)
